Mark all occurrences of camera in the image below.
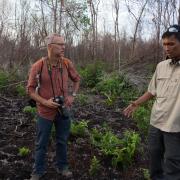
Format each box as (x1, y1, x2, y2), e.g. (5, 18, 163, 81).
(53, 96, 70, 118)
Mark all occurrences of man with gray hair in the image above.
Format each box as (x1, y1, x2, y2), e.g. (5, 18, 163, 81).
(27, 34, 80, 180)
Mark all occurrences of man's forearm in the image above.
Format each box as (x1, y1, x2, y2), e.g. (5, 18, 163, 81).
(72, 81, 80, 94)
(29, 92, 46, 105)
(133, 91, 154, 106)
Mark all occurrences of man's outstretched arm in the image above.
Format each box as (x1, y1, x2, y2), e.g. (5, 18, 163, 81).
(123, 91, 154, 117)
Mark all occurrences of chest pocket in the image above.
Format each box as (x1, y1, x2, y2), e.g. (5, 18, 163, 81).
(156, 75, 170, 98)
(157, 74, 180, 98)
(168, 74, 180, 98)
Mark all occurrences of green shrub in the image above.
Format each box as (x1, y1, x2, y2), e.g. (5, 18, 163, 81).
(141, 168, 150, 180)
(133, 102, 152, 135)
(71, 120, 89, 137)
(18, 147, 30, 156)
(78, 61, 105, 88)
(16, 83, 26, 96)
(76, 93, 88, 105)
(89, 156, 101, 176)
(120, 87, 140, 105)
(90, 128, 140, 168)
(95, 73, 125, 96)
(0, 70, 9, 90)
(110, 131, 140, 168)
(95, 73, 138, 105)
(91, 129, 123, 155)
(23, 106, 37, 117)
(90, 128, 103, 145)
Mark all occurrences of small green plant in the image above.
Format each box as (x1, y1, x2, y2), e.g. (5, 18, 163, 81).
(120, 130, 141, 166)
(141, 168, 150, 180)
(16, 83, 26, 96)
(133, 101, 152, 136)
(70, 120, 89, 137)
(104, 93, 117, 106)
(89, 156, 101, 176)
(23, 106, 37, 117)
(76, 94, 88, 105)
(90, 128, 103, 145)
(18, 147, 30, 156)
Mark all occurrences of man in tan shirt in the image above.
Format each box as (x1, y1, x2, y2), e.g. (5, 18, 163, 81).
(27, 34, 80, 180)
(124, 25, 180, 180)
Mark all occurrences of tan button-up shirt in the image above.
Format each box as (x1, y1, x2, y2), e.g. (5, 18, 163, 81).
(148, 59, 180, 132)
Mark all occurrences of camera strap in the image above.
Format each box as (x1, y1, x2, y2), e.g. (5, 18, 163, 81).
(46, 59, 65, 98)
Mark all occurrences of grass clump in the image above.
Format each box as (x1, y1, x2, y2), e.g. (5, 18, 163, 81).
(76, 93, 89, 105)
(89, 156, 101, 176)
(23, 106, 37, 117)
(15, 83, 26, 97)
(0, 70, 9, 91)
(71, 120, 89, 137)
(18, 147, 30, 156)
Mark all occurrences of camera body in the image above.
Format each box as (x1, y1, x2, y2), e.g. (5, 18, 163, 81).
(53, 96, 70, 118)
(53, 96, 64, 105)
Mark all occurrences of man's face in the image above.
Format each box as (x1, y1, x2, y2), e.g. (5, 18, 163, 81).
(48, 37, 65, 60)
(162, 35, 180, 59)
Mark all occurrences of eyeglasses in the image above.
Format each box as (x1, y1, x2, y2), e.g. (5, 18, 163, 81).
(51, 43, 65, 46)
(167, 26, 180, 33)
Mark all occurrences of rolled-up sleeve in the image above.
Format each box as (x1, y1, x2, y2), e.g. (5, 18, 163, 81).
(148, 67, 157, 96)
(68, 61, 81, 82)
(26, 64, 37, 94)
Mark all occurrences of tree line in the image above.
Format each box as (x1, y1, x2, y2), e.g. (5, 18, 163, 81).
(0, 0, 180, 74)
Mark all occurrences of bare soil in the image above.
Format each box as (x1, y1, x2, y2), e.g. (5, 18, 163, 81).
(0, 92, 149, 180)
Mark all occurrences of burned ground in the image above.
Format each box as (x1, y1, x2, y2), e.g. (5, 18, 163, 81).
(0, 92, 149, 180)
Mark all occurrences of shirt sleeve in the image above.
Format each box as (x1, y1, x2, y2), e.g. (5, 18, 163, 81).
(148, 66, 158, 96)
(68, 61, 81, 82)
(26, 64, 38, 94)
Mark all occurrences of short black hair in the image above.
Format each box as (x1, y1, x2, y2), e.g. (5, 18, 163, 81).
(162, 24, 180, 41)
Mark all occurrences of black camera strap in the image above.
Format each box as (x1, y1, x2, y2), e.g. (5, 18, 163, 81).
(46, 59, 64, 99)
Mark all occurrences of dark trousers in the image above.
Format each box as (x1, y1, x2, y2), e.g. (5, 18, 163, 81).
(33, 113, 71, 175)
(148, 125, 180, 180)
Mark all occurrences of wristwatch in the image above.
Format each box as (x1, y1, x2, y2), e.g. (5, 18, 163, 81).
(72, 92, 77, 97)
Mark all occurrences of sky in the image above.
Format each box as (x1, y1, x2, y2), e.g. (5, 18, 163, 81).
(96, 0, 154, 39)
(4, 0, 180, 40)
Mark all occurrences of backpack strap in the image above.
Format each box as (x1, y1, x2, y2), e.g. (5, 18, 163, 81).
(36, 57, 70, 94)
(39, 58, 45, 83)
(63, 58, 69, 71)
(35, 58, 44, 94)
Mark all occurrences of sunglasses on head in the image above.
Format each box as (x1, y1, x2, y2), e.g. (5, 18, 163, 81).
(167, 26, 180, 33)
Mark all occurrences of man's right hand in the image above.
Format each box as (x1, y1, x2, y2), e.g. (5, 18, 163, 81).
(42, 98, 60, 109)
(123, 102, 139, 118)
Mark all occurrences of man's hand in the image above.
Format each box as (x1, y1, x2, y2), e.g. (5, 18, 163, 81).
(123, 102, 139, 118)
(42, 98, 60, 109)
(65, 96, 75, 107)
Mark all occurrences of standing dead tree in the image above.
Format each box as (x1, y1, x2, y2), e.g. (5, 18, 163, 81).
(87, 0, 100, 61)
(113, 0, 121, 71)
(125, 0, 148, 62)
